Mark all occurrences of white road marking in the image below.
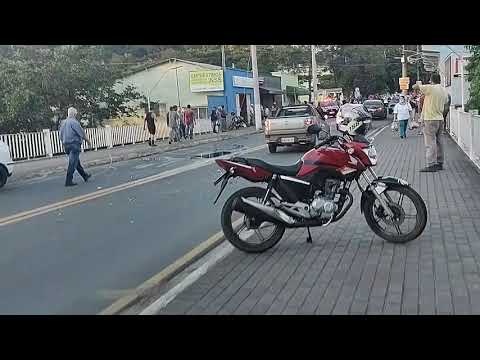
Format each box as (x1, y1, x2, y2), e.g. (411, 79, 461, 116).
(139, 242, 235, 315)
(134, 163, 156, 170)
(370, 125, 389, 139)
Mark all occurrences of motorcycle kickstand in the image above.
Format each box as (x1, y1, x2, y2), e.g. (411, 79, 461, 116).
(306, 227, 313, 244)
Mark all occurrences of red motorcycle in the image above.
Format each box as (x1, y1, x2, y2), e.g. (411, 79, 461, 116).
(213, 106, 427, 253)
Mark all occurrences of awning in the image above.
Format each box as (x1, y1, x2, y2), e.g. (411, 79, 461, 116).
(286, 85, 310, 96)
(259, 86, 283, 95)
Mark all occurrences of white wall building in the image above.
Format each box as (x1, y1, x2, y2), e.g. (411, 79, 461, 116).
(422, 45, 471, 108)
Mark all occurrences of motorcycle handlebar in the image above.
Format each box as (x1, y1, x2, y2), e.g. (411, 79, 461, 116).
(315, 135, 343, 149)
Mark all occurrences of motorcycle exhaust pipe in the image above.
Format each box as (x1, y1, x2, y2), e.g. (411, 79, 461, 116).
(241, 197, 296, 225)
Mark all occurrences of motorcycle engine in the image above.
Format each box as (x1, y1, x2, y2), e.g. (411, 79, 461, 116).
(309, 179, 340, 219)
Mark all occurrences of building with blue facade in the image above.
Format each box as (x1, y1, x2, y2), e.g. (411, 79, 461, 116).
(208, 68, 254, 122)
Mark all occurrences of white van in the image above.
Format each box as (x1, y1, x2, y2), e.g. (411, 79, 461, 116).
(0, 140, 14, 188)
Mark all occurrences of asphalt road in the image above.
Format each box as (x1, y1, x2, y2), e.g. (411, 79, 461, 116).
(0, 119, 385, 314)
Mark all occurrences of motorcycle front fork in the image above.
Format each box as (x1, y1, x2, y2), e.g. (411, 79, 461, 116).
(358, 168, 395, 218)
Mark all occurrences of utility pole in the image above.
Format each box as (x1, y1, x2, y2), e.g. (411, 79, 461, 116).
(416, 45, 420, 82)
(250, 45, 262, 130)
(221, 45, 226, 70)
(175, 67, 181, 107)
(311, 45, 318, 105)
(461, 54, 465, 111)
(402, 45, 408, 95)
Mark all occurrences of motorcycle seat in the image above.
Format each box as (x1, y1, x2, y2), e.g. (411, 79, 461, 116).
(231, 157, 302, 177)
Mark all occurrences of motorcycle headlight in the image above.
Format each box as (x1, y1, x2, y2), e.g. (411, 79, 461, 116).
(362, 145, 377, 166)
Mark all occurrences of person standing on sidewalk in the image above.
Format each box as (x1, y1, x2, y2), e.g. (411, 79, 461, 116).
(144, 110, 157, 146)
(443, 93, 452, 133)
(393, 95, 412, 139)
(210, 108, 218, 133)
(59, 107, 92, 187)
(413, 73, 448, 172)
(168, 105, 180, 144)
(184, 105, 196, 140)
(219, 106, 227, 132)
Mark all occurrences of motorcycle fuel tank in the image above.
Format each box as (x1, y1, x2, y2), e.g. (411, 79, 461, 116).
(297, 146, 364, 177)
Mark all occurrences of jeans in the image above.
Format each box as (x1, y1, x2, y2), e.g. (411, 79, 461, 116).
(399, 119, 408, 138)
(423, 120, 444, 167)
(186, 123, 194, 139)
(64, 143, 88, 184)
(211, 121, 217, 133)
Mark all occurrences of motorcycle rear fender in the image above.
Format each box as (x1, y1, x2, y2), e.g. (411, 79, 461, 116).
(360, 176, 409, 214)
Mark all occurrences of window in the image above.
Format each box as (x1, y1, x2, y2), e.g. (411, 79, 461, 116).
(277, 106, 312, 117)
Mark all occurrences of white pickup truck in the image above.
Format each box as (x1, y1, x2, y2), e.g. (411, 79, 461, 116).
(0, 140, 14, 188)
(264, 104, 324, 153)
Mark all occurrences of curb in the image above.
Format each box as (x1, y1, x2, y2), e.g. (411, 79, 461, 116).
(14, 129, 262, 182)
(99, 218, 244, 315)
(99, 223, 235, 315)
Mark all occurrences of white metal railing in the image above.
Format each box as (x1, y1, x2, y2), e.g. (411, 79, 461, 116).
(0, 132, 46, 160)
(0, 116, 213, 162)
(449, 107, 480, 170)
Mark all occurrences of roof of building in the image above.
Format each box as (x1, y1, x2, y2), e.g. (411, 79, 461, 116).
(123, 58, 222, 78)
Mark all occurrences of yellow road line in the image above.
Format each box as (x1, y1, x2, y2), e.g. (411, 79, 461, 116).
(0, 144, 266, 228)
(99, 218, 243, 315)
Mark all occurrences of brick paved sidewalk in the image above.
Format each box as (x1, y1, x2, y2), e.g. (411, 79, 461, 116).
(10, 127, 260, 183)
(156, 128, 480, 315)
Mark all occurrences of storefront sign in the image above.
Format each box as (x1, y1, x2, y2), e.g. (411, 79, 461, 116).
(233, 76, 255, 88)
(190, 70, 224, 92)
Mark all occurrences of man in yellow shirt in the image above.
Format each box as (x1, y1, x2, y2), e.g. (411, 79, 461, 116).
(412, 73, 448, 172)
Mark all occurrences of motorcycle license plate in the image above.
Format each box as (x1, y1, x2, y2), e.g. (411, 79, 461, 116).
(281, 137, 295, 143)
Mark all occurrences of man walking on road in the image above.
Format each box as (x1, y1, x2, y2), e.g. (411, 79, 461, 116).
(184, 105, 196, 140)
(59, 107, 92, 187)
(413, 73, 448, 172)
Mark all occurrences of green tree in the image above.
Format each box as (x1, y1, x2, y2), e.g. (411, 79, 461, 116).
(466, 45, 480, 111)
(0, 46, 141, 133)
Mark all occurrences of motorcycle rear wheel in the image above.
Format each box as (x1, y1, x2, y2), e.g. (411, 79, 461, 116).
(221, 187, 286, 253)
(363, 184, 427, 244)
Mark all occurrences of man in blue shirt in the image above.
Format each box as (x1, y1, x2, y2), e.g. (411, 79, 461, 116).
(59, 107, 92, 187)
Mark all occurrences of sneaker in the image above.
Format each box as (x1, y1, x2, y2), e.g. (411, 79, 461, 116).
(419, 166, 437, 173)
(434, 163, 443, 171)
(84, 174, 92, 182)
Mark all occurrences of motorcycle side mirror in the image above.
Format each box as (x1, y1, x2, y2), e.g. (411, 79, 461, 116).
(307, 124, 321, 134)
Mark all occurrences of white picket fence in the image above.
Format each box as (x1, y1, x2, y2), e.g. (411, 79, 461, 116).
(447, 107, 480, 170)
(0, 118, 213, 162)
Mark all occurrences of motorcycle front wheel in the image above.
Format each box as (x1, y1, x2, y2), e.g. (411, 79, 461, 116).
(221, 187, 286, 253)
(363, 184, 427, 244)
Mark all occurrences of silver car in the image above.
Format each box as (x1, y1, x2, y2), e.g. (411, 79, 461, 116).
(264, 104, 324, 153)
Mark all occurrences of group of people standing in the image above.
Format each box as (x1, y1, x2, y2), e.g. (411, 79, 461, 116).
(166, 105, 196, 144)
(144, 105, 197, 146)
(210, 106, 227, 133)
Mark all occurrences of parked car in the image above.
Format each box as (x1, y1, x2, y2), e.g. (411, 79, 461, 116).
(363, 99, 387, 119)
(264, 104, 325, 153)
(388, 97, 399, 114)
(319, 100, 339, 118)
(0, 140, 14, 188)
